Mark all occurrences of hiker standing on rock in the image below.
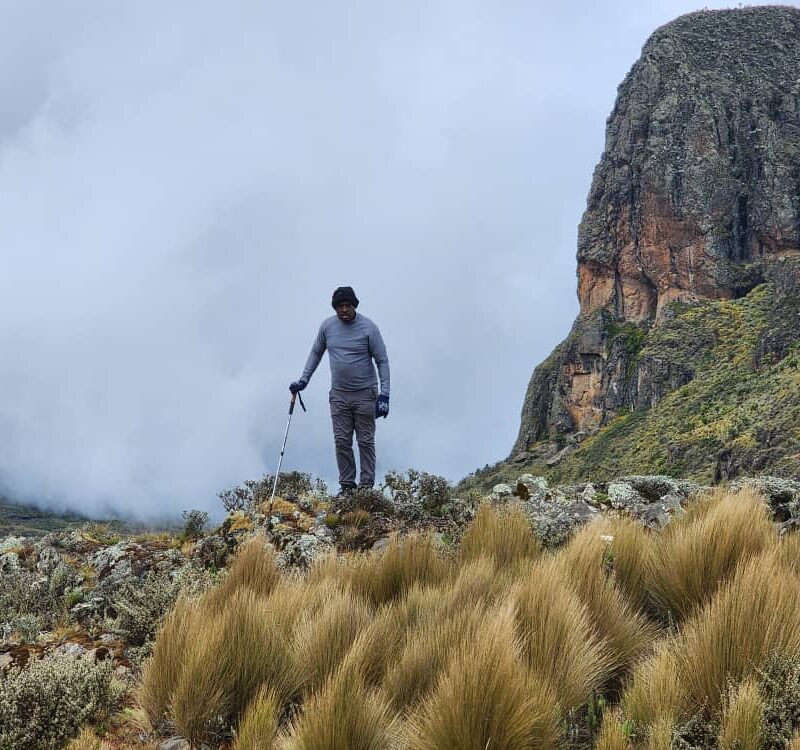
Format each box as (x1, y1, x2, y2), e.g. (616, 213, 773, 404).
(290, 286, 390, 495)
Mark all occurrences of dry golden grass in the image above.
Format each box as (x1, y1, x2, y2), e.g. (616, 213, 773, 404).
(770, 530, 800, 577)
(642, 717, 674, 750)
(346, 533, 449, 605)
(383, 601, 487, 711)
(137, 488, 800, 748)
(621, 641, 685, 728)
(458, 502, 541, 568)
(647, 488, 775, 621)
(625, 554, 800, 736)
(513, 558, 613, 711)
(557, 522, 658, 679)
(790, 732, 800, 750)
(718, 678, 762, 750)
(65, 728, 113, 750)
(277, 670, 398, 750)
(595, 712, 632, 750)
(604, 516, 655, 611)
(337, 598, 420, 688)
(137, 596, 203, 728)
(206, 535, 281, 608)
(405, 605, 561, 750)
(292, 588, 372, 694)
(232, 686, 281, 750)
(171, 588, 296, 744)
(674, 556, 800, 714)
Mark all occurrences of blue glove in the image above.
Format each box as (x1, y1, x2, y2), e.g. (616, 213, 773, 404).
(289, 379, 307, 394)
(375, 394, 389, 418)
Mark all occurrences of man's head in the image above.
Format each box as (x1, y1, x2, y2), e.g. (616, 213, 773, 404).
(331, 286, 358, 322)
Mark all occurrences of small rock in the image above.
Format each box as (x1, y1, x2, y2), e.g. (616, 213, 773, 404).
(491, 484, 514, 502)
(157, 739, 191, 750)
(371, 537, 391, 553)
(516, 475, 548, 502)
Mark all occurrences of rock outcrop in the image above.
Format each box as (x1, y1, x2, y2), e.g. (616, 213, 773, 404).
(514, 7, 800, 456)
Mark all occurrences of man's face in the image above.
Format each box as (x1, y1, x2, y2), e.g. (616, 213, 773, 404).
(335, 302, 356, 322)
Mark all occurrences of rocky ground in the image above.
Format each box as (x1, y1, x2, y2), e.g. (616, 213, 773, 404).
(3, 472, 800, 704)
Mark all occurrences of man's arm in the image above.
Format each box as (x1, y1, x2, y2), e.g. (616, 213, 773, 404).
(299, 324, 327, 385)
(369, 325, 390, 397)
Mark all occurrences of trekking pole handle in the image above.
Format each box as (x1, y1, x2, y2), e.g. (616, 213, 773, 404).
(288, 391, 307, 415)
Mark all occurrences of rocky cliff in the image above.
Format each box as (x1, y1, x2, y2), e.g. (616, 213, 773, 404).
(513, 7, 800, 462)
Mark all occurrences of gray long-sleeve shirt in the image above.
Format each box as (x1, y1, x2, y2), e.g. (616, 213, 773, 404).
(300, 314, 390, 396)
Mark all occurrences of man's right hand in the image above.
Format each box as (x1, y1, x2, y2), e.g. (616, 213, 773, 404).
(289, 379, 307, 394)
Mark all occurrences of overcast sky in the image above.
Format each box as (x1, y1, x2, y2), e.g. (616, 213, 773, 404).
(0, 0, 781, 521)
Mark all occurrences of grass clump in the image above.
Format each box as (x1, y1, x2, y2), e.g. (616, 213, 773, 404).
(206, 536, 281, 608)
(718, 678, 762, 750)
(513, 559, 612, 711)
(405, 605, 561, 750)
(458, 502, 541, 568)
(278, 670, 398, 750)
(232, 686, 281, 750)
(346, 534, 448, 606)
(647, 488, 774, 622)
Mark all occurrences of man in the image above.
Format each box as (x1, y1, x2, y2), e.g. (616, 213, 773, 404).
(290, 286, 390, 495)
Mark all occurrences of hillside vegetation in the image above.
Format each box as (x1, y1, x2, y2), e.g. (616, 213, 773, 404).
(67, 487, 800, 748)
(468, 265, 800, 493)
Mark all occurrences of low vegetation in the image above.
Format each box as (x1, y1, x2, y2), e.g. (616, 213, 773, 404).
(121, 487, 800, 748)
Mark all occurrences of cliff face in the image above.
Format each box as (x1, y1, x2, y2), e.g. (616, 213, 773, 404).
(514, 7, 800, 458)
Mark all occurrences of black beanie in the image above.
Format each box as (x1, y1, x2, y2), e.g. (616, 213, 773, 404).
(331, 286, 359, 309)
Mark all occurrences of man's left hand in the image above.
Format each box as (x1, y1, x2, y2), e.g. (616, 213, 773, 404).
(375, 394, 389, 419)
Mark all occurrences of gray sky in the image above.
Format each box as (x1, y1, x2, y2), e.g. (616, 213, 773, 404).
(0, 1, 780, 521)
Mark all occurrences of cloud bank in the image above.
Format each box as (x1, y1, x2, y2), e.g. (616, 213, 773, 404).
(0, 0, 770, 520)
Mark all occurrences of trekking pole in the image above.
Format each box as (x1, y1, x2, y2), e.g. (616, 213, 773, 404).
(269, 391, 306, 513)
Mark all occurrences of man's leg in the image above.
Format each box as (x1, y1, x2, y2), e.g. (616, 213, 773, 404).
(353, 388, 377, 487)
(329, 389, 356, 490)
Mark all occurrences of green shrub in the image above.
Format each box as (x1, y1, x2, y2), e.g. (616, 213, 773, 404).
(0, 655, 114, 750)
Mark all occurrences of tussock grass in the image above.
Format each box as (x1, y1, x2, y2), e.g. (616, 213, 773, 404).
(383, 602, 487, 711)
(604, 516, 655, 611)
(405, 605, 561, 749)
(171, 588, 296, 743)
(719, 678, 762, 750)
(458, 502, 541, 568)
(65, 728, 113, 750)
(595, 712, 632, 750)
(232, 686, 281, 750)
(278, 670, 398, 750)
(337, 597, 423, 688)
(138, 488, 799, 747)
(138, 596, 202, 728)
(647, 488, 774, 621)
(557, 522, 658, 678)
(513, 558, 612, 710)
(621, 641, 684, 728)
(643, 718, 674, 750)
(674, 557, 800, 714)
(206, 536, 281, 608)
(346, 534, 449, 605)
(292, 588, 372, 694)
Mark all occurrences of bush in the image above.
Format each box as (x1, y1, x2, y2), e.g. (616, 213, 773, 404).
(219, 472, 326, 513)
(109, 565, 212, 646)
(181, 509, 209, 540)
(383, 469, 451, 513)
(0, 655, 114, 750)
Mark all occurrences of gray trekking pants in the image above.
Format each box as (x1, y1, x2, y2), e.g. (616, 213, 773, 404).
(329, 387, 376, 488)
